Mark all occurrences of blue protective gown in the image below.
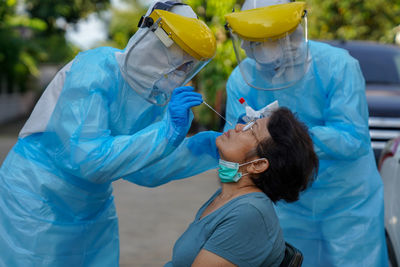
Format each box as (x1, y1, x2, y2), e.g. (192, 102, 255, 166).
(224, 41, 388, 266)
(0, 47, 218, 266)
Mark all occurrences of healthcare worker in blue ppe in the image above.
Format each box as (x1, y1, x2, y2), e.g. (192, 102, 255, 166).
(223, 0, 388, 266)
(0, 1, 220, 266)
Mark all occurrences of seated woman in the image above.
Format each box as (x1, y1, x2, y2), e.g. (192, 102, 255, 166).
(164, 107, 319, 267)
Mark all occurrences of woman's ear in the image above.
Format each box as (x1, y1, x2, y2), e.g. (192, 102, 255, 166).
(246, 158, 269, 174)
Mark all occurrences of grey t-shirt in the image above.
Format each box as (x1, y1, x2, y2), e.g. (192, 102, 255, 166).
(165, 188, 285, 267)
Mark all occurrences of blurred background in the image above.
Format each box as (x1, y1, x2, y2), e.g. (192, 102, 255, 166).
(1, 0, 400, 130)
(1, 0, 400, 266)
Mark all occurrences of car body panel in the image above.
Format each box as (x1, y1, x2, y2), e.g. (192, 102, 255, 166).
(379, 137, 400, 266)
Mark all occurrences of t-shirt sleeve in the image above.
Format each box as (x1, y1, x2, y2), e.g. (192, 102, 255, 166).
(203, 203, 277, 267)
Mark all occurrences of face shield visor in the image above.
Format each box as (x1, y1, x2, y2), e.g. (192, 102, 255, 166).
(225, 2, 310, 90)
(123, 4, 216, 106)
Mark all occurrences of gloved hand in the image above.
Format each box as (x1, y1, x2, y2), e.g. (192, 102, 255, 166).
(188, 131, 222, 159)
(168, 86, 203, 132)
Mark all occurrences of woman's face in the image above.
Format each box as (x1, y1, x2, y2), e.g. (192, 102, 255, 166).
(216, 117, 270, 163)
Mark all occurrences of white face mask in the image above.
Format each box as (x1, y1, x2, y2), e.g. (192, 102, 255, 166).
(241, 25, 305, 70)
(150, 68, 188, 104)
(242, 40, 283, 67)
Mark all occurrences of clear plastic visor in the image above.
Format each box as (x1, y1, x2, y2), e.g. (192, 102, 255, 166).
(150, 53, 210, 106)
(123, 21, 212, 106)
(228, 16, 310, 91)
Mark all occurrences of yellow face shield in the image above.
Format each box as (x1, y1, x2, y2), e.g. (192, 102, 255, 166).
(224, 2, 306, 42)
(224, 1, 310, 91)
(148, 9, 216, 61)
(124, 3, 216, 106)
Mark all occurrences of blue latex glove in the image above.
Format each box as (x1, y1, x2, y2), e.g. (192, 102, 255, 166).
(188, 131, 222, 159)
(168, 86, 203, 132)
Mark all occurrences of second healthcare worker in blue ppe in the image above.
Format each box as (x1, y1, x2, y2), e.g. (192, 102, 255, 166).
(223, 0, 388, 266)
(0, 1, 219, 266)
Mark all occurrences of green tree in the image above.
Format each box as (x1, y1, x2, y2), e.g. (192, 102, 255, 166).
(0, 0, 46, 93)
(306, 0, 400, 43)
(25, 0, 111, 63)
(106, 0, 146, 49)
(25, 0, 110, 34)
(0, 0, 112, 94)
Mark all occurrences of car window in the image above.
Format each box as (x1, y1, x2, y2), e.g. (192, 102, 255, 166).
(394, 54, 400, 82)
(347, 47, 400, 85)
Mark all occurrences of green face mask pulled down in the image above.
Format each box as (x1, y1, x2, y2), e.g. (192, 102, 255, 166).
(218, 158, 266, 183)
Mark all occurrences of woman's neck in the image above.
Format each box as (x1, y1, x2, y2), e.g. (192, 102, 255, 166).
(219, 177, 260, 201)
(199, 176, 261, 220)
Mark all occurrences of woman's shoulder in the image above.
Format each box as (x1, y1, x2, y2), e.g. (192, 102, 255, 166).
(202, 191, 279, 230)
(227, 193, 277, 223)
(234, 192, 274, 210)
(206, 193, 285, 265)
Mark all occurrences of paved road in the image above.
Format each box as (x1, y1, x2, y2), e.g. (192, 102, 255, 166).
(0, 120, 219, 266)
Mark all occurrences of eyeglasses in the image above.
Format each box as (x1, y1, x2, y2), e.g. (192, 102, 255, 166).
(242, 120, 259, 142)
(242, 120, 255, 131)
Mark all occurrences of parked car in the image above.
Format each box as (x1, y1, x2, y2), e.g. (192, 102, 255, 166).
(325, 40, 400, 163)
(378, 137, 400, 267)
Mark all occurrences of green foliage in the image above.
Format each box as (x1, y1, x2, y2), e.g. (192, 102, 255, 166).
(0, 1, 42, 93)
(306, 0, 400, 43)
(6, 15, 47, 31)
(32, 33, 78, 63)
(107, 2, 146, 49)
(25, 0, 110, 33)
(0, 26, 39, 92)
(0, 0, 109, 93)
(0, 0, 16, 21)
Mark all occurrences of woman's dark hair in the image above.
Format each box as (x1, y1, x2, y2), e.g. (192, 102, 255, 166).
(250, 107, 318, 203)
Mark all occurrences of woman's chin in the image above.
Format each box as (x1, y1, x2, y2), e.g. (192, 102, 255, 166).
(215, 135, 223, 149)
